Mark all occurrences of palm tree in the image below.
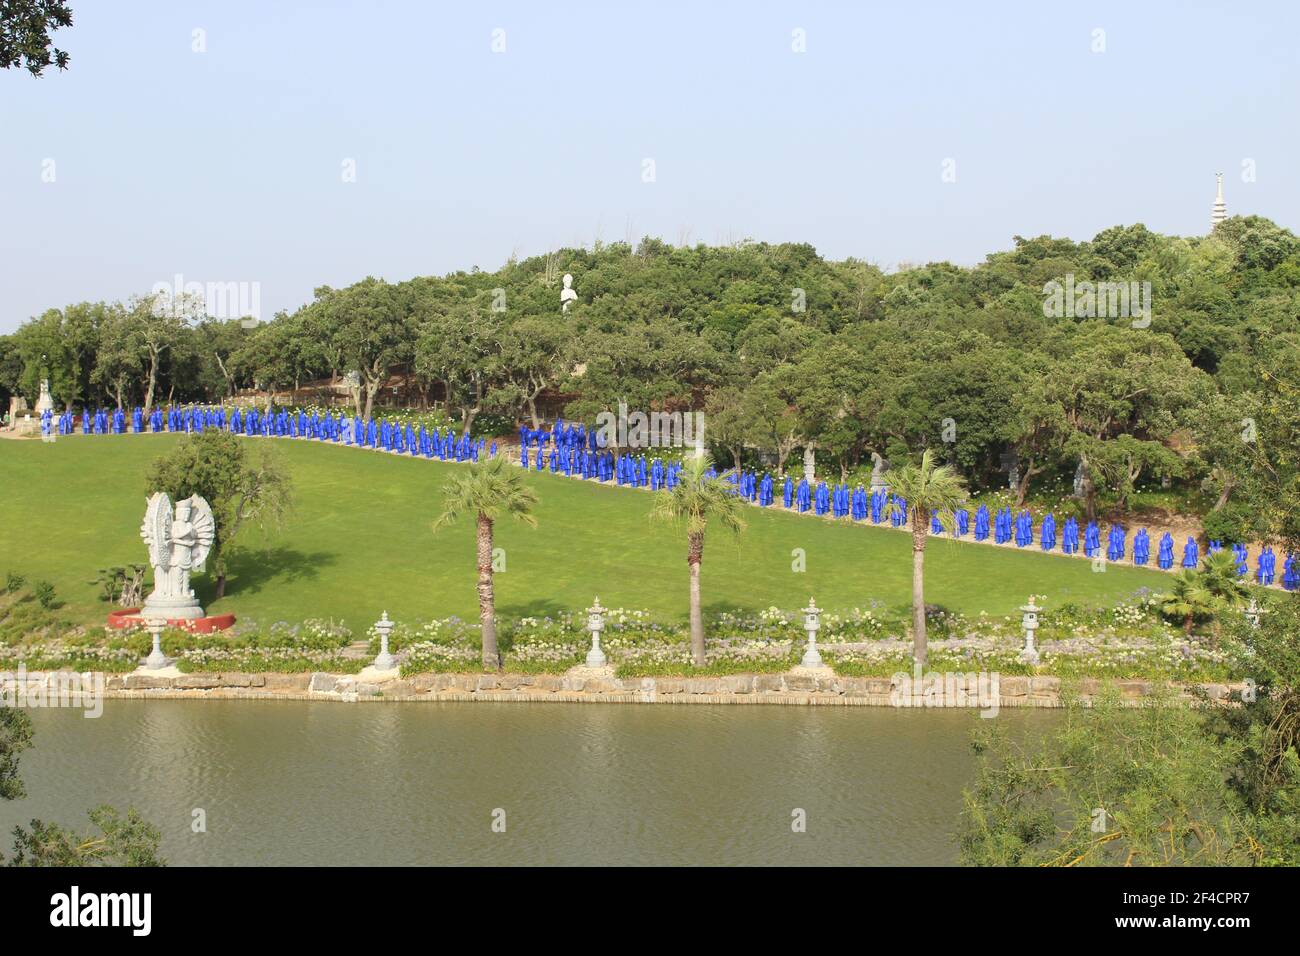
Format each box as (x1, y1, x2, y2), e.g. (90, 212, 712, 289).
(1198, 549, 1251, 607)
(650, 454, 747, 666)
(1159, 569, 1216, 636)
(1197, 549, 1251, 645)
(884, 449, 968, 668)
(433, 456, 538, 670)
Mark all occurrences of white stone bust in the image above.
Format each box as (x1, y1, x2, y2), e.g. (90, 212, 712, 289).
(560, 273, 577, 312)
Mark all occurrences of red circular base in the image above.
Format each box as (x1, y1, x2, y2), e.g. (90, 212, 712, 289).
(108, 608, 236, 633)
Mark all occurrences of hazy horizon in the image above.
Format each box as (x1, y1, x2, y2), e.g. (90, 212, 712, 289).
(3, 0, 1296, 332)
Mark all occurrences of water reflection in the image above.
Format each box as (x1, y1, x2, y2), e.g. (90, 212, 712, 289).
(1, 701, 1052, 866)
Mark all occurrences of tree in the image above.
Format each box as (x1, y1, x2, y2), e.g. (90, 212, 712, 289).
(13, 303, 103, 410)
(90, 303, 143, 409)
(1203, 596, 1300, 864)
(2, 709, 163, 866)
(0, 0, 72, 76)
(415, 301, 498, 431)
(702, 385, 759, 470)
(135, 292, 201, 416)
(485, 313, 569, 428)
(650, 454, 747, 666)
(433, 456, 539, 670)
(0, 709, 32, 802)
(1033, 325, 1202, 521)
(323, 279, 413, 419)
(196, 318, 253, 400)
(1158, 551, 1248, 642)
(960, 687, 1257, 866)
(146, 430, 293, 599)
(1198, 548, 1251, 609)
(238, 313, 313, 408)
(885, 449, 968, 668)
(7, 807, 165, 867)
(1158, 569, 1216, 636)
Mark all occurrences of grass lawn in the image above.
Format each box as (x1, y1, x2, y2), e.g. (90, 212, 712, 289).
(0, 434, 1171, 631)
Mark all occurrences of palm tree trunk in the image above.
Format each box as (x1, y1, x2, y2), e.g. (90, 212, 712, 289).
(911, 511, 929, 668)
(476, 513, 499, 670)
(688, 533, 705, 666)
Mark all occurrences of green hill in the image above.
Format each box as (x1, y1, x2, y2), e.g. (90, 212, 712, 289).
(0, 434, 1170, 630)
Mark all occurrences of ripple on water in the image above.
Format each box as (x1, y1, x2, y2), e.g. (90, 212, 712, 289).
(2, 701, 1054, 865)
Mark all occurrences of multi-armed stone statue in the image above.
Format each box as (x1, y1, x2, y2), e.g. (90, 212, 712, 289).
(139, 492, 216, 620)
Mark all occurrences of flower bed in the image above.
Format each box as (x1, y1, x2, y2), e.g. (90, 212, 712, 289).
(1, 595, 1249, 684)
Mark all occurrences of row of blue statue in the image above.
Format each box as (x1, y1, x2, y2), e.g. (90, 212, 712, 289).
(44, 405, 494, 463)
(45, 406, 1300, 591)
(516, 421, 1300, 591)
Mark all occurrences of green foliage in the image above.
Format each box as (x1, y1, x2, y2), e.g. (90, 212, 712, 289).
(32, 580, 55, 609)
(3, 572, 24, 594)
(0, 0, 73, 76)
(5, 807, 165, 867)
(1, 707, 163, 867)
(145, 429, 293, 592)
(434, 454, 540, 531)
(960, 686, 1259, 866)
(0, 708, 33, 801)
(1156, 550, 1249, 639)
(8, 221, 1300, 541)
(1200, 502, 1255, 545)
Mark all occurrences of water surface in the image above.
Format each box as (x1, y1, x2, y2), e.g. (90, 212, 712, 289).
(0, 701, 1052, 865)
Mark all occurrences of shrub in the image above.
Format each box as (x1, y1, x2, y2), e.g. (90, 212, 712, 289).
(4, 571, 25, 594)
(1200, 503, 1254, 546)
(32, 581, 56, 609)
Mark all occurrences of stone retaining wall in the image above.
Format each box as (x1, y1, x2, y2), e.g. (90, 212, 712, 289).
(89, 670, 1245, 708)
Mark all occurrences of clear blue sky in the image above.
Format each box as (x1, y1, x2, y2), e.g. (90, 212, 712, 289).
(1, 0, 1295, 332)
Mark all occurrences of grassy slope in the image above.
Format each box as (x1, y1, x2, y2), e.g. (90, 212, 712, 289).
(0, 434, 1169, 630)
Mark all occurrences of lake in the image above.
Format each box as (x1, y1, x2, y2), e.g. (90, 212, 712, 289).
(0, 700, 1052, 865)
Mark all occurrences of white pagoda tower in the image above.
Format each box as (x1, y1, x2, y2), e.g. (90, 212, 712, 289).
(1210, 172, 1227, 229)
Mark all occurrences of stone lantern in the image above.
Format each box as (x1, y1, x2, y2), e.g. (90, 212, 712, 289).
(801, 598, 823, 668)
(1019, 596, 1040, 664)
(373, 611, 397, 671)
(144, 618, 168, 670)
(586, 598, 607, 668)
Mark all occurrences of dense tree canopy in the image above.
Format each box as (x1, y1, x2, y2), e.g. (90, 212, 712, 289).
(4, 217, 1298, 534)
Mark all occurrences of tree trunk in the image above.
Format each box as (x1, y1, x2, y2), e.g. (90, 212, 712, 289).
(476, 514, 499, 670)
(1212, 479, 1234, 512)
(1184, 613, 1193, 636)
(688, 533, 705, 666)
(364, 380, 379, 421)
(215, 574, 227, 600)
(144, 353, 159, 416)
(1014, 458, 1036, 507)
(911, 510, 929, 668)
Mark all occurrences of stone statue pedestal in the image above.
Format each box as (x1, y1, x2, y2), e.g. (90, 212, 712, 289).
(356, 664, 401, 683)
(139, 590, 206, 620)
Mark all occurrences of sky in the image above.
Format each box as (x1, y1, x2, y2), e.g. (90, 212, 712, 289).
(1, 0, 1296, 332)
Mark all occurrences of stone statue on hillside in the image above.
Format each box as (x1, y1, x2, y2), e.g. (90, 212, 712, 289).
(560, 273, 578, 312)
(139, 492, 216, 620)
(869, 451, 888, 490)
(35, 379, 54, 415)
